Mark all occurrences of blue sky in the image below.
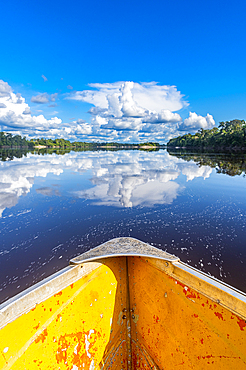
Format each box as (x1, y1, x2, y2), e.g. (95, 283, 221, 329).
(0, 0, 246, 143)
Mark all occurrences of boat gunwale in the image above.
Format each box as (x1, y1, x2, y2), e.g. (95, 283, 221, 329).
(0, 262, 103, 330)
(70, 237, 246, 303)
(172, 260, 246, 302)
(69, 237, 180, 265)
(70, 252, 179, 264)
(1, 237, 246, 330)
(71, 253, 246, 306)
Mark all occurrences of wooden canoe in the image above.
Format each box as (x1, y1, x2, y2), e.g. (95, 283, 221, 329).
(0, 237, 246, 369)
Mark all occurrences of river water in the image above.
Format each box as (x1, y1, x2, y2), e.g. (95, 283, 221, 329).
(0, 149, 246, 303)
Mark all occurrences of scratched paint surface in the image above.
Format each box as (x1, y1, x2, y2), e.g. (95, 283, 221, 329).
(1, 255, 246, 369)
(129, 256, 246, 369)
(0, 258, 128, 370)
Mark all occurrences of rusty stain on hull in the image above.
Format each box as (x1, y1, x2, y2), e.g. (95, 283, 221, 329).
(0, 237, 246, 369)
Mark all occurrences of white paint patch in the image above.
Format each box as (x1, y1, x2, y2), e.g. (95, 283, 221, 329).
(184, 286, 188, 291)
(100, 314, 103, 318)
(85, 335, 91, 358)
(85, 330, 95, 359)
(109, 291, 112, 294)
(89, 359, 95, 370)
(72, 365, 79, 370)
(74, 343, 78, 355)
(3, 347, 9, 353)
(110, 318, 113, 326)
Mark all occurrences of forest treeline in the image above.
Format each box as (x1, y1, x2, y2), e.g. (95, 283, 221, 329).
(0, 133, 97, 149)
(2, 119, 246, 151)
(167, 120, 246, 150)
(29, 138, 160, 150)
(0, 132, 32, 148)
(0, 132, 160, 150)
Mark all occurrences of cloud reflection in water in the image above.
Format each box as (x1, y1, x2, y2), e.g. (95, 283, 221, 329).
(0, 151, 213, 216)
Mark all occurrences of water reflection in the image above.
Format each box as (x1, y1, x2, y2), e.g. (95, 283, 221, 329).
(1, 149, 246, 302)
(36, 187, 61, 197)
(0, 148, 30, 162)
(0, 154, 63, 217)
(77, 173, 180, 208)
(168, 149, 246, 177)
(0, 150, 214, 215)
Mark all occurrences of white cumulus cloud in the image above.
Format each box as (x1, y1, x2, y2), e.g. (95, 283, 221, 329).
(0, 80, 12, 98)
(0, 80, 92, 139)
(31, 93, 49, 104)
(70, 81, 187, 113)
(180, 112, 215, 131)
(67, 81, 187, 141)
(31, 92, 58, 104)
(143, 110, 182, 124)
(0, 82, 62, 130)
(0, 79, 217, 143)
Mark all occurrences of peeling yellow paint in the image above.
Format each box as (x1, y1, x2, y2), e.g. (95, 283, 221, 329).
(0, 260, 127, 369)
(0, 253, 246, 369)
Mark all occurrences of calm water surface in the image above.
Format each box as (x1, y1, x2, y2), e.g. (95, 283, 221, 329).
(0, 149, 246, 303)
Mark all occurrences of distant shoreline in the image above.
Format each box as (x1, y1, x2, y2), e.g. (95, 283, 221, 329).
(0, 144, 165, 151)
(0, 132, 164, 150)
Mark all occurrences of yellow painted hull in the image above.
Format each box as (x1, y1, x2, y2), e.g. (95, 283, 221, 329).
(0, 238, 246, 369)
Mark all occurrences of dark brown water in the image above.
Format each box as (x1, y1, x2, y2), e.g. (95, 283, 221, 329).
(0, 149, 246, 304)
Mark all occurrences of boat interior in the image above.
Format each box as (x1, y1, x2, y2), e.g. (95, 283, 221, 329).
(0, 237, 246, 369)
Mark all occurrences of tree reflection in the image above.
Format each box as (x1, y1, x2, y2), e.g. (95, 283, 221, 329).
(168, 149, 246, 177)
(0, 149, 30, 161)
